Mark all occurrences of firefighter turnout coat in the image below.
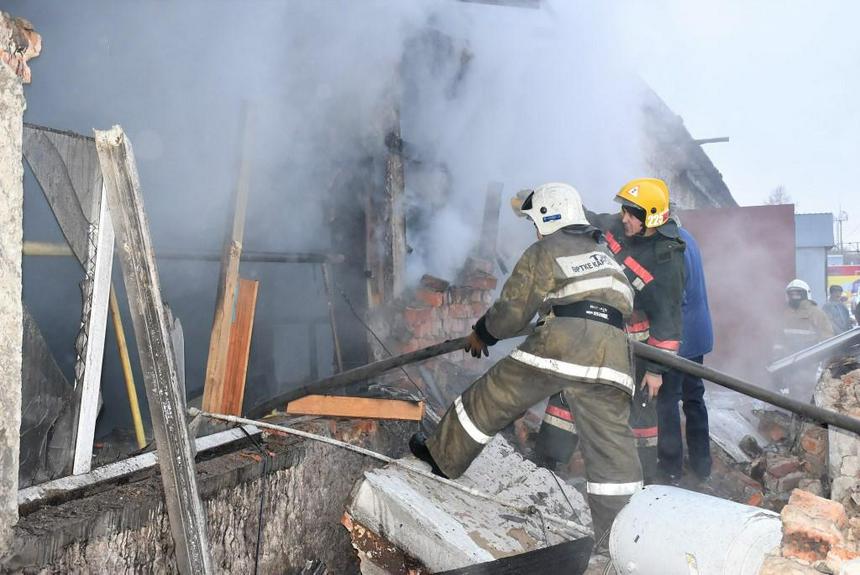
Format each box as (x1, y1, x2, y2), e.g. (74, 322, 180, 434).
(425, 225, 642, 539)
(588, 212, 685, 480)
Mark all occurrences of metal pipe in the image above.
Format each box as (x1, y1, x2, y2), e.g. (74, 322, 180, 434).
(767, 327, 860, 374)
(109, 287, 147, 449)
(256, 328, 860, 435)
(23, 241, 345, 264)
(249, 335, 471, 416)
(632, 341, 860, 435)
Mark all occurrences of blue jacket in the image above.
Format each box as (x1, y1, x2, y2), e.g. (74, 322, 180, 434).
(678, 228, 714, 358)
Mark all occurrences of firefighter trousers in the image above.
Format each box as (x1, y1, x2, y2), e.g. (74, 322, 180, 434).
(629, 360, 659, 483)
(426, 355, 642, 539)
(656, 355, 711, 479)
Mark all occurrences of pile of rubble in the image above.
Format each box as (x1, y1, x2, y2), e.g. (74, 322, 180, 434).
(762, 489, 860, 574)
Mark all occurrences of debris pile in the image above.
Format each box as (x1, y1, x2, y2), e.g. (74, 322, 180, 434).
(343, 436, 590, 574)
(761, 489, 860, 574)
(815, 364, 860, 512)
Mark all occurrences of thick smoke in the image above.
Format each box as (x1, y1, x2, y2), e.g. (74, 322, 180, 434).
(13, 0, 652, 433)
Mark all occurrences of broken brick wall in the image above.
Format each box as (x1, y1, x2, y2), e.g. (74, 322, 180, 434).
(367, 256, 498, 410)
(815, 363, 860, 514)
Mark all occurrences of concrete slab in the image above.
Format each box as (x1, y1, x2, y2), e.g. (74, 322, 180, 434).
(346, 436, 590, 573)
(708, 407, 771, 463)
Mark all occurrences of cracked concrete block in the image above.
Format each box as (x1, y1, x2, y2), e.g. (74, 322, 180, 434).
(843, 456, 860, 479)
(346, 436, 590, 573)
(0, 53, 25, 558)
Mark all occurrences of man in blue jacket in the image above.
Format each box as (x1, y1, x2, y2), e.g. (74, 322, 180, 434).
(656, 224, 713, 484)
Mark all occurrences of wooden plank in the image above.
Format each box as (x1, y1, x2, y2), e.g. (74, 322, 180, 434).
(202, 106, 253, 413)
(286, 395, 425, 421)
(222, 278, 259, 416)
(384, 112, 406, 299)
(71, 184, 114, 475)
(95, 126, 212, 575)
(18, 426, 260, 508)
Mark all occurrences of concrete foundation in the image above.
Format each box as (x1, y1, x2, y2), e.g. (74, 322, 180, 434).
(0, 51, 25, 558)
(4, 419, 415, 574)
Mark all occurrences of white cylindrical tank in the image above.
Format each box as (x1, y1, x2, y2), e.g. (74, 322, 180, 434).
(609, 485, 782, 575)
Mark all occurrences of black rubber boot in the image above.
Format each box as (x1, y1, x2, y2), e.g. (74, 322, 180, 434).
(409, 432, 449, 479)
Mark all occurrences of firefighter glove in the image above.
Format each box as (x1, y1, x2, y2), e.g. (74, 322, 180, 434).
(465, 330, 489, 358)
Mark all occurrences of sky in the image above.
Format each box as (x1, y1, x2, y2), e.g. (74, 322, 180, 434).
(612, 0, 860, 245)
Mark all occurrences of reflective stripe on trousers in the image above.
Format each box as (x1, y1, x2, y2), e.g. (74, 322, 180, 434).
(454, 395, 493, 444)
(510, 349, 634, 392)
(587, 480, 644, 496)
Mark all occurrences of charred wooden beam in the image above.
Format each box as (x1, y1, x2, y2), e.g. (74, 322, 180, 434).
(95, 125, 212, 575)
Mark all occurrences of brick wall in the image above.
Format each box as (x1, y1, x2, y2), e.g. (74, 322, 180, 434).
(368, 256, 499, 410)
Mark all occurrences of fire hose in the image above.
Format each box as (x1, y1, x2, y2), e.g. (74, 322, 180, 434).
(252, 328, 860, 436)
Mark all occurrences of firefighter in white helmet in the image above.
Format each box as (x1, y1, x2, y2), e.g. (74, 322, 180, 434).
(773, 279, 834, 397)
(409, 182, 642, 543)
(777, 279, 834, 355)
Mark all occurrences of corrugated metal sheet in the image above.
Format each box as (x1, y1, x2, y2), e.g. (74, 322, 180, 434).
(795, 213, 834, 248)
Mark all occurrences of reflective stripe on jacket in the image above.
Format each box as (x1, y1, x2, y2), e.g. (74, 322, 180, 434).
(476, 226, 636, 394)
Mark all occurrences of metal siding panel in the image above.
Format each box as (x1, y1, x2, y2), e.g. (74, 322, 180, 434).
(677, 205, 796, 384)
(795, 213, 835, 248)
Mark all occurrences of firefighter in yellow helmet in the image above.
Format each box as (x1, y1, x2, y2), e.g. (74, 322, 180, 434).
(409, 182, 642, 543)
(535, 178, 686, 484)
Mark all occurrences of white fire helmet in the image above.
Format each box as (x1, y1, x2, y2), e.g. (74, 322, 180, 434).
(785, 279, 811, 300)
(518, 182, 589, 236)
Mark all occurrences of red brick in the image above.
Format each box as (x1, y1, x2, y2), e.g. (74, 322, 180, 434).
(448, 303, 474, 319)
(409, 320, 436, 339)
(800, 427, 827, 456)
(416, 288, 444, 307)
(448, 286, 471, 304)
(768, 455, 803, 479)
(781, 489, 847, 564)
(747, 492, 764, 507)
(461, 272, 498, 291)
(420, 274, 450, 292)
(403, 306, 435, 327)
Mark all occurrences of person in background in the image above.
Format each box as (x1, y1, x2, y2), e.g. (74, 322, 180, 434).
(822, 284, 853, 333)
(773, 279, 834, 398)
(656, 222, 713, 485)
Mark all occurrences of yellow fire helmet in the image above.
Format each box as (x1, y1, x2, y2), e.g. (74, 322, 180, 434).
(615, 178, 670, 228)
